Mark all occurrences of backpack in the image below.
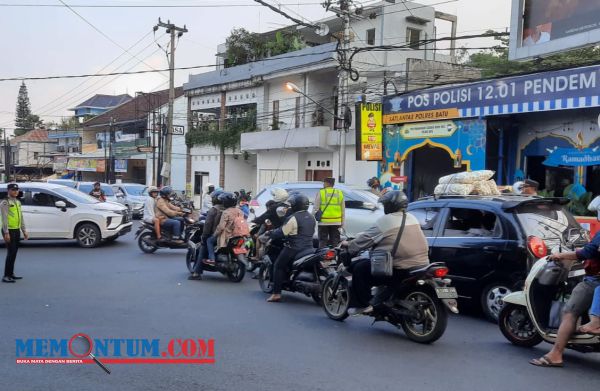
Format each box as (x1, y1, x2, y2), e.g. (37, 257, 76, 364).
(231, 209, 250, 237)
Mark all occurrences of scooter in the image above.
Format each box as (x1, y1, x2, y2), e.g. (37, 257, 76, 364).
(186, 236, 250, 282)
(321, 249, 459, 344)
(136, 210, 204, 253)
(499, 228, 600, 353)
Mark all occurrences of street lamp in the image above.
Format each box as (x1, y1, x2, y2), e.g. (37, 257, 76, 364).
(284, 81, 348, 183)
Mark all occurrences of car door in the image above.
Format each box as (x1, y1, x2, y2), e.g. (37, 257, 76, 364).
(407, 204, 444, 258)
(22, 188, 71, 238)
(428, 204, 508, 299)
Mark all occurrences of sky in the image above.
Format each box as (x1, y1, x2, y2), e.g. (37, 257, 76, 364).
(0, 0, 511, 133)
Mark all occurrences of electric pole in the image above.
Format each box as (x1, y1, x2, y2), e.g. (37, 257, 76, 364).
(154, 18, 187, 186)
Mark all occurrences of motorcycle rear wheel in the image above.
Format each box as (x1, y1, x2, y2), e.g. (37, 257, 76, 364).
(321, 276, 350, 321)
(138, 232, 158, 254)
(227, 260, 246, 282)
(399, 289, 447, 344)
(258, 263, 274, 293)
(498, 303, 543, 348)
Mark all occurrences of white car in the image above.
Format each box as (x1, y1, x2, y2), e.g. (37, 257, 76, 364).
(250, 182, 383, 238)
(0, 183, 133, 248)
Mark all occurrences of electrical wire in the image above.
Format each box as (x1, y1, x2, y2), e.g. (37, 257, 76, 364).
(0, 2, 325, 7)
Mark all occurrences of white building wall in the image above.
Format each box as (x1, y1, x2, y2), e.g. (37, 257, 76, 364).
(15, 142, 56, 167)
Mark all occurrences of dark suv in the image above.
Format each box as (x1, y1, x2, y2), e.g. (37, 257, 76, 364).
(408, 195, 585, 321)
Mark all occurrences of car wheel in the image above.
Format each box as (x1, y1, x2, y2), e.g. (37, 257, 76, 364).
(481, 282, 512, 323)
(76, 223, 101, 248)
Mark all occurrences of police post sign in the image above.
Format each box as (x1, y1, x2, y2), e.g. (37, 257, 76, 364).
(355, 102, 383, 161)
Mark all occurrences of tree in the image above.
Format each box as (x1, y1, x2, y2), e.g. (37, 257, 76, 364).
(225, 28, 305, 67)
(186, 110, 256, 187)
(14, 81, 33, 135)
(465, 31, 600, 78)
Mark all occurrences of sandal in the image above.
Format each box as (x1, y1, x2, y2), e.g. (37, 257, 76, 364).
(577, 325, 600, 335)
(266, 295, 281, 303)
(529, 355, 564, 368)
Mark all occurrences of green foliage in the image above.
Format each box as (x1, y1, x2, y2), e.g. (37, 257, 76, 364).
(14, 81, 33, 131)
(464, 31, 600, 78)
(186, 110, 257, 150)
(225, 28, 305, 67)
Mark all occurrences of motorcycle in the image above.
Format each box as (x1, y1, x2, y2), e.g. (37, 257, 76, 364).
(257, 237, 338, 304)
(321, 249, 459, 344)
(186, 236, 250, 282)
(499, 228, 600, 352)
(136, 208, 204, 253)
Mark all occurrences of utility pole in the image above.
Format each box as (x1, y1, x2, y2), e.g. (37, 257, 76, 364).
(154, 18, 187, 186)
(108, 117, 115, 183)
(336, 0, 351, 184)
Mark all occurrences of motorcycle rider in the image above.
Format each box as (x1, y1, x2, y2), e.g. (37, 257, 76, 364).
(530, 230, 600, 367)
(253, 188, 289, 229)
(266, 193, 316, 303)
(214, 192, 249, 252)
(340, 191, 429, 315)
(189, 190, 224, 280)
(201, 183, 215, 213)
(155, 187, 185, 244)
(143, 186, 163, 240)
(89, 182, 106, 202)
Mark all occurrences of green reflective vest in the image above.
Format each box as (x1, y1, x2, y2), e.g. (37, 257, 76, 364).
(6, 199, 22, 230)
(319, 188, 344, 224)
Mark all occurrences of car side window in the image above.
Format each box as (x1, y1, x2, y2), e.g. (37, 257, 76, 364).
(409, 207, 441, 237)
(442, 208, 502, 238)
(24, 190, 58, 207)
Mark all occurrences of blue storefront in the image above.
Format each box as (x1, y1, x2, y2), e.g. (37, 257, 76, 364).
(381, 64, 600, 200)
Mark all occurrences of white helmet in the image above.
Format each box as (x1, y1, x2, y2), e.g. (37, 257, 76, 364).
(512, 181, 524, 195)
(147, 186, 159, 194)
(271, 187, 289, 203)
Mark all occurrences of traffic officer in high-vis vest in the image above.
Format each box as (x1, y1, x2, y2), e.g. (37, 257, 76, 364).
(313, 177, 345, 248)
(1, 183, 28, 283)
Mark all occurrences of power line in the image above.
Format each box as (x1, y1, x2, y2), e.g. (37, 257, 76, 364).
(0, 2, 324, 7)
(57, 0, 168, 79)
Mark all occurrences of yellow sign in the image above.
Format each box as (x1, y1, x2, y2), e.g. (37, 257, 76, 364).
(82, 143, 98, 154)
(400, 121, 457, 139)
(383, 108, 460, 124)
(358, 103, 383, 161)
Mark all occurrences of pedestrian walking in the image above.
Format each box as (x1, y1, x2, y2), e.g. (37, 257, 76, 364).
(313, 177, 344, 248)
(2, 183, 28, 283)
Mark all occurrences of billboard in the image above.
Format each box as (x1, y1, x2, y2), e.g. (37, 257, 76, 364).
(509, 0, 600, 60)
(355, 103, 383, 161)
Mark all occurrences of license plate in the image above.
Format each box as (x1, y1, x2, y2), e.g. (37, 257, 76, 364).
(435, 287, 458, 299)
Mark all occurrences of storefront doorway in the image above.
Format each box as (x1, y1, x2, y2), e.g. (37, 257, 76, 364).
(407, 145, 465, 200)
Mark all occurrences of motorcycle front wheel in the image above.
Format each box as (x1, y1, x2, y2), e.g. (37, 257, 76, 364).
(399, 289, 447, 344)
(321, 276, 350, 321)
(258, 263, 274, 293)
(498, 303, 543, 347)
(138, 232, 158, 254)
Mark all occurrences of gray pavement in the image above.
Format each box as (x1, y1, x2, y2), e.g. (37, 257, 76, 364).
(0, 227, 599, 391)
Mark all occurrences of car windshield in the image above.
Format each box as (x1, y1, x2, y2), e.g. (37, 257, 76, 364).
(78, 184, 115, 196)
(515, 202, 581, 246)
(53, 187, 100, 204)
(123, 185, 146, 196)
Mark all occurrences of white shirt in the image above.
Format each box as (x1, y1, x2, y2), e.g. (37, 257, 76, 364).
(143, 197, 156, 224)
(201, 194, 213, 213)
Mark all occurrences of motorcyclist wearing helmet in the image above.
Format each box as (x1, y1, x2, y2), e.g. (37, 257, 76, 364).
(201, 183, 215, 213)
(266, 193, 316, 303)
(252, 187, 289, 229)
(143, 186, 163, 240)
(155, 186, 185, 243)
(214, 192, 249, 250)
(340, 191, 429, 314)
(367, 177, 382, 196)
(189, 190, 224, 280)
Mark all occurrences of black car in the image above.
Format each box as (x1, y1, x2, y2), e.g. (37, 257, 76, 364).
(408, 195, 585, 321)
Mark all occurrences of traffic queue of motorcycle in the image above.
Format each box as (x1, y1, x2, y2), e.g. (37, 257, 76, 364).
(134, 186, 600, 355)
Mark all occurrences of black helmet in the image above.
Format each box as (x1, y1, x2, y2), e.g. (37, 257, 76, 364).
(211, 189, 223, 204)
(378, 190, 408, 215)
(287, 193, 310, 212)
(367, 176, 379, 188)
(159, 186, 172, 197)
(218, 192, 237, 208)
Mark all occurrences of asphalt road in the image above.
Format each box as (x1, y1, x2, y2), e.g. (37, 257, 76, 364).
(0, 226, 599, 391)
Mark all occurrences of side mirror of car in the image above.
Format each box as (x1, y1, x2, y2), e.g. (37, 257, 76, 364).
(55, 200, 67, 211)
(116, 192, 125, 198)
(362, 201, 377, 211)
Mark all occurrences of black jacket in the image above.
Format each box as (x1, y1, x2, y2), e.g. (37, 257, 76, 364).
(253, 201, 287, 228)
(202, 205, 224, 241)
(270, 210, 315, 252)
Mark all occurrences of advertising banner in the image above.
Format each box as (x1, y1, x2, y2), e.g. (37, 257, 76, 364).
(355, 103, 383, 161)
(383, 65, 600, 124)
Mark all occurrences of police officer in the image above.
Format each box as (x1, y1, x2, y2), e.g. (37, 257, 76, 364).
(2, 184, 28, 283)
(266, 193, 316, 302)
(313, 177, 344, 248)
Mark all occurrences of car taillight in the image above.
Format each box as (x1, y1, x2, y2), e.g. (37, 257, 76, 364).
(249, 200, 259, 207)
(433, 267, 449, 278)
(528, 236, 547, 258)
(324, 250, 336, 260)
